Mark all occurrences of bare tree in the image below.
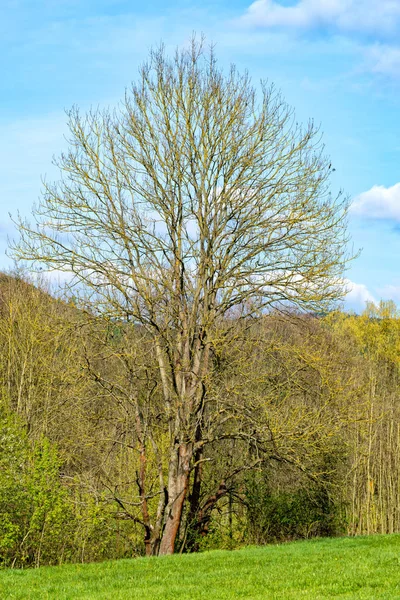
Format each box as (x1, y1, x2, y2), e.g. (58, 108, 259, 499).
(11, 38, 351, 554)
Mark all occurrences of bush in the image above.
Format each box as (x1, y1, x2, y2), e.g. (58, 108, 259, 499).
(0, 411, 76, 567)
(0, 407, 144, 567)
(245, 469, 345, 544)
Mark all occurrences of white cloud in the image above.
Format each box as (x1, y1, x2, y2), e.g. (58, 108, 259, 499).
(378, 284, 400, 302)
(367, 44, 400, 77)
(239, 0, 400, 37)
(344, 279, 377, 311)
(350, 183, 400, 221)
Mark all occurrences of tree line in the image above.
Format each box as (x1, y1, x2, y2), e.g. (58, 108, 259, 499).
(1, 273, 399, 566)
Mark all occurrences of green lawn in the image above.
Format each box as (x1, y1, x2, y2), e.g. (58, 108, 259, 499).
(2, 535, 400, 599)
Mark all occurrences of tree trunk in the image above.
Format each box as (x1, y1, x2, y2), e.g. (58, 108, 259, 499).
(159, 442, 192, 555)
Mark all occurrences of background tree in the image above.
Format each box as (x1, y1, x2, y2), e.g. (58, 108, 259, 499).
(327, 302, 400, 536)
(12, 38, 350, 554)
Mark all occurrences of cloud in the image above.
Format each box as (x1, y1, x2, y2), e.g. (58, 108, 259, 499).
(239, 0, 400, 37)
(366, 44, 400, 77)
(344, 279, 377, 311)
(379, 283, 400, 302)
(350, 183, 400, 221)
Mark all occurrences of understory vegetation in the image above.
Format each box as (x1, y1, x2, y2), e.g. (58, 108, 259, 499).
(1, 273, 400, 567)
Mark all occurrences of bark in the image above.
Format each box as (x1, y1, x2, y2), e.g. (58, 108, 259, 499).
(158, 441, 192, 555)
(136, 446, 152, 557)
(188, 446, 203, 525)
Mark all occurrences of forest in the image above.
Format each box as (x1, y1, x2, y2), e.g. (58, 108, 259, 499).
(1, 272, 400, 567)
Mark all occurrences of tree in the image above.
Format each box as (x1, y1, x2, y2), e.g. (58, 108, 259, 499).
(11, 38, 350, 555)
(327, 303, 400, 536)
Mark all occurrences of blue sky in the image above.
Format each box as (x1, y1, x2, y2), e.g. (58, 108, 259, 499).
(2, 0, 400, 311)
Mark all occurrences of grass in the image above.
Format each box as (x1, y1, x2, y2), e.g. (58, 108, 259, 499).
(2, 535, 400, 599)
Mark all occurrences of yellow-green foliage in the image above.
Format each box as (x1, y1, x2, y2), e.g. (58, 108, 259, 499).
(0, 407, 142, 567)
(326, 303, 400, 535)
(327, 300, 400, 365)
(4, 271, 400, 564)
(0, 409, 74, 567)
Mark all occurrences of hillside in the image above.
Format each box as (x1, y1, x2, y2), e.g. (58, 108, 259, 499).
(1, 535, 399, 599)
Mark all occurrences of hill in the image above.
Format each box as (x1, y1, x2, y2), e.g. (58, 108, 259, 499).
(1, 535, 399, 599)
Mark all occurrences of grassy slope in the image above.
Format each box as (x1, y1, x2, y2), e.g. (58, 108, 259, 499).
(2, 535, 400, 600)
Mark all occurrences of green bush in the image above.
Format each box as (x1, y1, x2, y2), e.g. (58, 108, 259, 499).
(0, 411, 75, 567)
(245, 470, 345, 544)
(0, 408, 143, 567)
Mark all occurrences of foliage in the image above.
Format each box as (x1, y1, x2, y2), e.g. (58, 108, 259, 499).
(0, 409, 73, 567)
(326, 303, 400, 536)
(0, 404, 140, 568)
(245, 470, 345, 544)
(3, 266, 400, 565)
